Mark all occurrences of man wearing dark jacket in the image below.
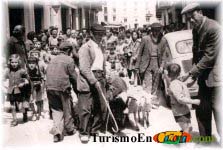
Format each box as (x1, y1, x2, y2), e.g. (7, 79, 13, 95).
(181, 3, 222, 142)
(7, 25, 27, 68)
(135, 23, 163, 108)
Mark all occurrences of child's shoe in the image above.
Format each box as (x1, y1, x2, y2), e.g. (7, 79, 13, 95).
(31, 114, 37, 121)
(40, 112, 45, 119)
(53, 134, 64, 143)
(11, 120, 18, 127)
(36, 114, 40, 120)
(23, 113, 28, 122)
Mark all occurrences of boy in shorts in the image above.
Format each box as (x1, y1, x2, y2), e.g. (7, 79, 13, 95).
(167, 63, 200, 132)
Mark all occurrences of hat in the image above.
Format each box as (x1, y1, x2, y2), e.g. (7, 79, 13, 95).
(28, 57, 38, 64)
(59, 41, 72, 50)
(90, 24, 105, 33)
(13, 25, 25, 36)
(150, 22, 163, 29)
(30, 49, 40, 55)
(181, 3, 201, 14)
(57, 35, 64, 41)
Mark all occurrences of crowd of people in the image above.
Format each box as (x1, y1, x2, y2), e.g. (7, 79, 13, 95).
(2, 2, 222, 145)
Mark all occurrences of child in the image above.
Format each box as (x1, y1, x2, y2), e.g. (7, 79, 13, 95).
(27, 57, 45, 120)
(4, 54, 29, 126)
(29, 50, 46, 118)
(166, 63, 200, 132)
(33, 40, 50, 64)
(49, 45, 59, 61)
(106, 73, 128, 131)
(116, 34, 128, 68)
(107, 48, 118, 70)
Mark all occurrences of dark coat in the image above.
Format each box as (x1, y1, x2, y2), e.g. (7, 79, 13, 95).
(135, 35, 164, 73)
(7, 36, 27, 68)
(190, 17, 222, 87)
(46, 53, 77, 92)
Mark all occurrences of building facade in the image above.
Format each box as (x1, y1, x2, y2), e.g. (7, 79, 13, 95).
(156, 0, 222, 29)
(97, 0, 158, 29)
(4, 0, 103, 39)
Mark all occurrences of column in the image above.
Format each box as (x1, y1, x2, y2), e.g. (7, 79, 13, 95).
(165, 9, 169, 25)
(172, 7, 176, 23)
(50, 5, 62, 31)
(43, 5, 51, 29)
(81, 7, 86, 28)
(24, 1, 35, 35)
(66, 8, 72, 28)
(161, 11, 165, 26)
(71, 9, 76, 30)
(4, 1, 10, 39)
(75, 9, 79, 30)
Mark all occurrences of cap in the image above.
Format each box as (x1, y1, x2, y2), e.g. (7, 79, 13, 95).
(90, 24, 105, 33)
(57, 35, 64, 41)
(181, 3, 201, 14)
(150, 22, 163, 29)
(30, 49, 40, 54)
(27, 56, 38, 64)
(59, 41, 73, 51)
(13, 25, 25, 36)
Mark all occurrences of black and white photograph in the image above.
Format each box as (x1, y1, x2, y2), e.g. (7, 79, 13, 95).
(0, 0, 222, 149)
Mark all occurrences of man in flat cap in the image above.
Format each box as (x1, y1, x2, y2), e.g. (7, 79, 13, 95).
(181, 3, 222, 142)
(77, 24, 107, 143)
(135, 22, 164, 109)
(46, 41, 77, 142)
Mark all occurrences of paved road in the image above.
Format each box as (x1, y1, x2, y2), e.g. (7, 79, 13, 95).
(1, 94, 219, 149)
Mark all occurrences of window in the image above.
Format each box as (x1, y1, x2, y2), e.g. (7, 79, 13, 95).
(104, 7, 107, 14)
(176, 39, 193, 54)
(104, 15, 108, 22)
(113, 16, 116, 21)
(134, 1, 138, 6)
(113, 8, 116, 13)
(146, 16, 150, 22)
(124, 18, 127, 22)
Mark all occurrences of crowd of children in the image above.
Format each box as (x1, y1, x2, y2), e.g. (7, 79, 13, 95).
(3, 24, 200, 143)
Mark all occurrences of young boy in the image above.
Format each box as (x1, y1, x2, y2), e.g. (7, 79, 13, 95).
(27, 57, 44, 120)
(49, 45, 59, 61)
(166, 63, 200, 132)
(106, 73, 128, 131)
(33, 40, 50, 64)
(46, 41, 77, 142)
(29, 50, 46, 119)
(107, 48, 118, 70)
